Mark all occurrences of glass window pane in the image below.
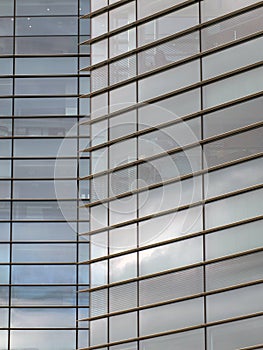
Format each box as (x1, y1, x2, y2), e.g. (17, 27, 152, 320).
(110, 2, 135, 31)
(205, 158, 263, 199)
(138, 0, 185, 18)
(203, 37, 263, 80)
(92, 13, 108, 38)
(140, 298, 203, 336)
(0, 37, 13, 55)
(0, 266, 9, 284)
(12, 265, 76, 284)
(91, 65, 108, 92)
(109, 110, 136, 140)
(109, 282, 137, 313)
(141, 329, 205, 350)
(139, 267, 203, 306)
(12, 222, 77, 241)
(13, 201, 77, 221)
(14, 118, 77, 137)
(0, 140, 11, 158)
(15, 78, 77, 95)
(0, 202, 10, 220)
(139, 60, 200, 102)
(138, 4, 199, 46)
(0, 78, 12, 95)
(0, 160, 11, 178)
(0, 223, 9, 240)
(206, 220, 263, 260)
(15, 57, 77, 75)
(207, 284, 263, 323)
(110, 82, 137, 112)
(91, 0, 107, 12)
(139, 206, 202, 246)
(0, 58, 13, 75)
(201, 0, 260, 22)
(0, 244, 9, 263)
(0, 181, 11, 199)
(110, 312, 137, 342)
(14, 97, 77, 116)
(204, 66, 263, 109)
(110, 138, 136, 168)
(91, 260, 107, 288)
(16, 17, 77, 36)
(1, 0, 14, 16)
(139, 176, 202, 217)
(110, 29, 136, 58)
(204, 127, 263, 168)
(0, 99, 12, 116)
(90, 318, 107, 347)
(0, 331, 8, 349)
(14, 138, 77, 157)
(139, 31, 199, 75)
(91, 39, 108, 65)
(11, 308, 76, 328)
(109, 224, 137, 254)
(139, 236, 203, 276)
(109, 195, 137, 226)
(11, 286, 77, 306)
(109, 252, 137, 283)
(204, 96, 263, 138)
(205, 188, 263, 229)
(0, 18, 13, 36)
(110, 54, 136, 85)
(207, 315, 263, 350)
(12, 244, 76, 263)
(16, 0, 78, 15)
(16, 36, 79, 55)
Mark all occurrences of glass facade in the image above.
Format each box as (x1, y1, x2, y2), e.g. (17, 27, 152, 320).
(0, 0, 90, 349)
(80, 1, 263, 350)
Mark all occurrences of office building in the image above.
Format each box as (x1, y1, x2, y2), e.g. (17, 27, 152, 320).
(79, 0, 263, 349)
(0, 0, 90, 349)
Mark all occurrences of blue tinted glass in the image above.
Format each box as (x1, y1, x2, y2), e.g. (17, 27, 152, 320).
(16, 0, 78, 15)
(12, 265, 76, 284)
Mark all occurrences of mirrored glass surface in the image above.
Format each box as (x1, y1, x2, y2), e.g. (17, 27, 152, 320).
(12, 222, 77, 241)
(15, 36, 79, 54)
(16, 0, 78, 15)
(10, 330, 76, 350)
(15, 78, 77, 96)
(110, 2, 135, 31)
(14, 97, 77, 116)
(0, 99, 12, 116)
(13, 201, 77, 221)
(15, 57, 77, 75)
(12, 265, 76, 284)
(0, 18, 14, 36)
(16, 17, 78, 36)
(0, 58, 13, 75)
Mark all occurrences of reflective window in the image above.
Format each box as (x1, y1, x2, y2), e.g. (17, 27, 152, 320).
(0, 202, 10, 220)
(14, 118, 77, 137)
(201, 0, 260, 21)
(10, 330, 76, 350)
(0, 223, 9, 240)
(141, 329, 205, 350)
(206, 220, 263, 259)
(91, 93, 108, 119)
(0, 18, 13, 36)
(0, 58, 12, 75)
(110, 312, 137, 342)
(12, 222, 77, 241)
(203, 37, 263, 80)
(201, 6, 263, 50)
(204, 127, 263, 168)
(0, 160, 11, 178)
(109, 253, 137, 283)
(138, 4, 199, 46)
(0, 78, 12, 95)
(139, 60, 200, 102)
(207, 315, 263, 350)
(109, 195, 137, 226)
(140, 298, 204, 336)
(91, 0, 107, 12)
(16, 0, 78, 15)
(15, 78, 77, 95)
(92, 13, 108, 38)
(16, 17, 78, 36)
(90, 260, 107, 287)
(110, 138, 136, 168)
(109, 224, 137, 254)
(110, 82, 137, 112)
(90, 318, 107, 346)
(12, 265, 76, 284)
(15, 57, 77, 75)
(0, 244, 9, 263)
(110, 54, 136, 85)
(0, 37, 13, 54)
(13, 201, 77, 221)
(0, 99, 12, 116)
(14, 97, 77, 116)
(205, 158, 263, 198)
(15, 36, 80, 55)
(91, 39, 108, 65)
(205, 188, 263, 229)
(139, 236, 203, 276)
(0, 140, 11, 158)
(109, 28, 136, 58)
(138, 0, 185, 18)
(204, 96, 263, 138)
(110, 2, 135, 31)
(0, 180, 11, 199)
(1, 0, 14, 16)
(109, 110, 136, 140)
(138, 31, 199, 75)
